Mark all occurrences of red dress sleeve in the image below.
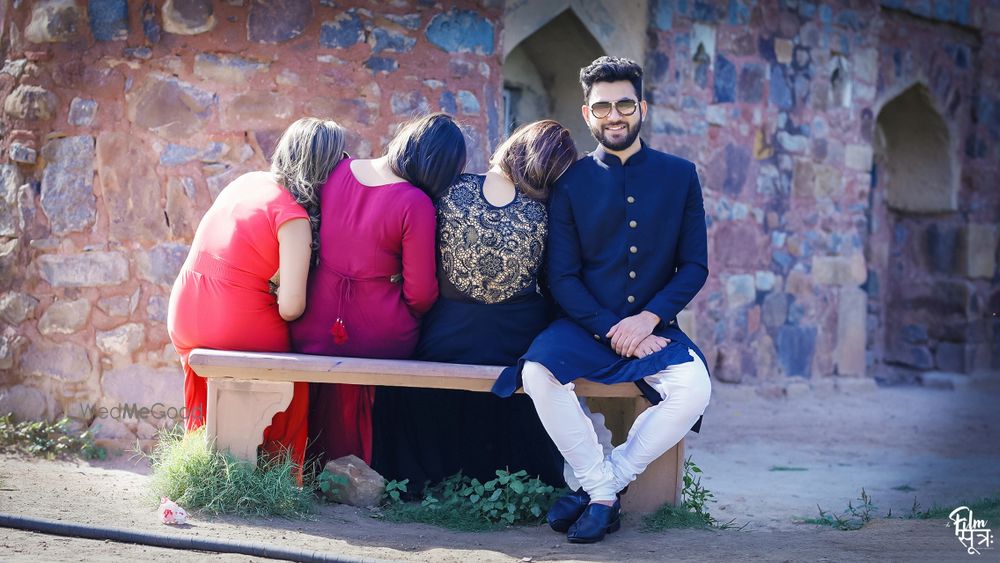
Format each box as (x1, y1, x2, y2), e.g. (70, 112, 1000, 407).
(400, 190, 439, 317)
(270, 186, 309, 236)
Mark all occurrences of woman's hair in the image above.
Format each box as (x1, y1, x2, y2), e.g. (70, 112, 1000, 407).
(490, 120, 578, 200)
(384, 113, 467, 199)
(270, 117, 346, 264)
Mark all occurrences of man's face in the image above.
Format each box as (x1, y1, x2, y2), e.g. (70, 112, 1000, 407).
(582, 80, 646, 152)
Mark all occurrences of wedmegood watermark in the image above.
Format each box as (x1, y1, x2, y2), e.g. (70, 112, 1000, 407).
(79, 403, 198, 422)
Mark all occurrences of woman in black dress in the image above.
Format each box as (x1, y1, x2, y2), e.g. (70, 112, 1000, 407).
(372, 120, 578, 493)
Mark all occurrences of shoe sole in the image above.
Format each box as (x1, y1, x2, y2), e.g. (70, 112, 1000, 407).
(566, 518, 621, 544)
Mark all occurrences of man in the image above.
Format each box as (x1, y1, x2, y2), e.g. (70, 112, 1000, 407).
(492, 56, 712, 543)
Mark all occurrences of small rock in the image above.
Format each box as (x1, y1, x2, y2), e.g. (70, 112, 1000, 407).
(0, 385, 48, 421)
(0, 292, 39, 324)
(38, 298, 91, 335)
(25, 0, 82, 43)
(322, 455, 386, 507)
(68, 97, 98, 126)
(162, 0, 215, 35)
(96, 323, 145, 357)
(9, 143, 37, 164)
(4, 85, 58, 121)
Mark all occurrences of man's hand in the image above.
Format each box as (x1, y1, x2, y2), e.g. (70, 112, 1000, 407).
(607, 310, 661, 357)
(633, 335, 671, 358)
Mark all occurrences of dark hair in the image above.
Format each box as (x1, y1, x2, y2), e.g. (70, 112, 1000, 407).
(579, 56, 644, 103)
(385, 113, 467, 199)
(271, 117, 347, 265)
(490, 120, 577, 201)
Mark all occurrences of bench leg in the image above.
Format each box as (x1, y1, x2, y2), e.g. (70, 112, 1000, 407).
(585, 397, 685, 514)
(205, 379, 294, 465)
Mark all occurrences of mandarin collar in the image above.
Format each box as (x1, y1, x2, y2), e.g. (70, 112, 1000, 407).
(593, 139, 649, 167)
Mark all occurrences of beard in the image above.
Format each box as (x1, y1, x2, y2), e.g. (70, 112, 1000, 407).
(589, 111, 642, 151)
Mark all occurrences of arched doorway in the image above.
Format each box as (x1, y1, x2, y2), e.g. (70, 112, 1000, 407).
(501, 10, 605, 151)
(868, 83, 967, 380)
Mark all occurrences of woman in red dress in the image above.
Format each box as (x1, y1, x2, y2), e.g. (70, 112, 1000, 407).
(168, 118, 346, 468)
(289, 113, 466, 468)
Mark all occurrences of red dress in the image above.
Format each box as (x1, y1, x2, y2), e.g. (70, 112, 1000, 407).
(289, 159, 438, 466)
(167, 171, 310, 467)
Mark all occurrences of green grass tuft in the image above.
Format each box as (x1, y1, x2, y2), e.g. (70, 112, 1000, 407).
(907, 494, 1000, 522)
(147, 427, 314, 518)
(640, 503, 714, 531)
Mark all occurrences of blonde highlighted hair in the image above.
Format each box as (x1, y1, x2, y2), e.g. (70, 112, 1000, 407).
(270, 117, 347, 264)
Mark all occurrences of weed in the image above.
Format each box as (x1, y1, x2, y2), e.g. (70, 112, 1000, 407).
(642, 456, 743, 532)
(806, 488, 877, 530)
(769, 465, 808, 471)
(145, 427, 314, 518)
(379, 469, 562, 531)
(0, 414, 105, 460)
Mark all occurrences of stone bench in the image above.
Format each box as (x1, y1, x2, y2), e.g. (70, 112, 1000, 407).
(187, 349, 684, 513)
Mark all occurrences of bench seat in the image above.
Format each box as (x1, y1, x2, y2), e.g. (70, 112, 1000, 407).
(188, 348, 684, 513)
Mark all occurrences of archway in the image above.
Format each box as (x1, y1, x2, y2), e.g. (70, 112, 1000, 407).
(868, 83, 967, 380)
(501, 10, 605, 151)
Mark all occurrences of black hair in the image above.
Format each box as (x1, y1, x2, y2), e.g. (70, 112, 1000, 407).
(579, 56, 644, 103)
(385, 113, 467, 200)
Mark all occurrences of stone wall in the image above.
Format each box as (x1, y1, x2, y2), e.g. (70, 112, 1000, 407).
(0, 0, 502, 441)
(641, 0, 1000, 389)
(0, 0, 998, 440)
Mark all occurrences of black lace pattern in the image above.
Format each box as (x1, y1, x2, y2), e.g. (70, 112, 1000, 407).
(437, 174, 547, 304)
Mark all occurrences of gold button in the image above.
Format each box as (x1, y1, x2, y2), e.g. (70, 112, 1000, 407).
(629, 245, 638, 254)
(629, 270, 637, 279)
(627, 295, 636, 303)
(627, 196, 635, 204)
(593, 334, 601, 341)
(629, 220, 637, 228)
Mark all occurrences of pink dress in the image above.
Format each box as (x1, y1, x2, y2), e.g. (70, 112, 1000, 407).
(289, 159, 438, 466)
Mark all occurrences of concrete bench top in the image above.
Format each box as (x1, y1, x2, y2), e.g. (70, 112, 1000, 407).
(188, 348, 642, 398)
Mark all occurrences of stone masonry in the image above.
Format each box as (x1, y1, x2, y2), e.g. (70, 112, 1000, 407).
(0, 1, 997, 444)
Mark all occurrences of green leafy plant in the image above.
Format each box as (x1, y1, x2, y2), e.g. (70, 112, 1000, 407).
(0, 413, 106, 460)
(383, 478, 409, 503)
(642, 455, 742, 531)
(146, 427, 314, 517)
(317, 471, 350, 501)
(379, 469, 562, 531)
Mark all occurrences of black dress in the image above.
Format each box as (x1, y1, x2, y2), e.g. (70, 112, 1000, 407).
(371, 174, 564, 493)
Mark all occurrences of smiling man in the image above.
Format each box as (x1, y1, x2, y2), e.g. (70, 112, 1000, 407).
(493, 56, 712, 543)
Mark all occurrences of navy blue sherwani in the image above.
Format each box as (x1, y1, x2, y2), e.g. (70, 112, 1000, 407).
(493, 141, 708, 432)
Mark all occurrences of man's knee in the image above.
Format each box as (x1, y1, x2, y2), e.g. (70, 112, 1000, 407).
(521, 361, 560, 398)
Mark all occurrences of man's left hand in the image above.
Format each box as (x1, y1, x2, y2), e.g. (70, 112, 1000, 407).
(607, 310, 661, 357)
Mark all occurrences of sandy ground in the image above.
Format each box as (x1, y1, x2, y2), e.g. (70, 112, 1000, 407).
(1, 376, 998, 562)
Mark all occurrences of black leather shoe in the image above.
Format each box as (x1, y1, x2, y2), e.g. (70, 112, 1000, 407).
(566, 500, 621, 544)
(546, 488, 590, 532)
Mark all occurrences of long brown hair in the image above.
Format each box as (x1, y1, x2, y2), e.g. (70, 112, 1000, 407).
(490, 120, 577, 200)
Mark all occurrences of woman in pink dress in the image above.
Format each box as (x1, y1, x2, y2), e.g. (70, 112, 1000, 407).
(168, 118, 346, 469)
(289, 113, 467, 468)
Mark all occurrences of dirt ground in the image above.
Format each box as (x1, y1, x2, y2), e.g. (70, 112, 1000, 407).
(1, 376, 998, 562)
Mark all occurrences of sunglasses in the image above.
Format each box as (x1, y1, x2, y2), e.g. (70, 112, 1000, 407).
(589, 99, 639, 119)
